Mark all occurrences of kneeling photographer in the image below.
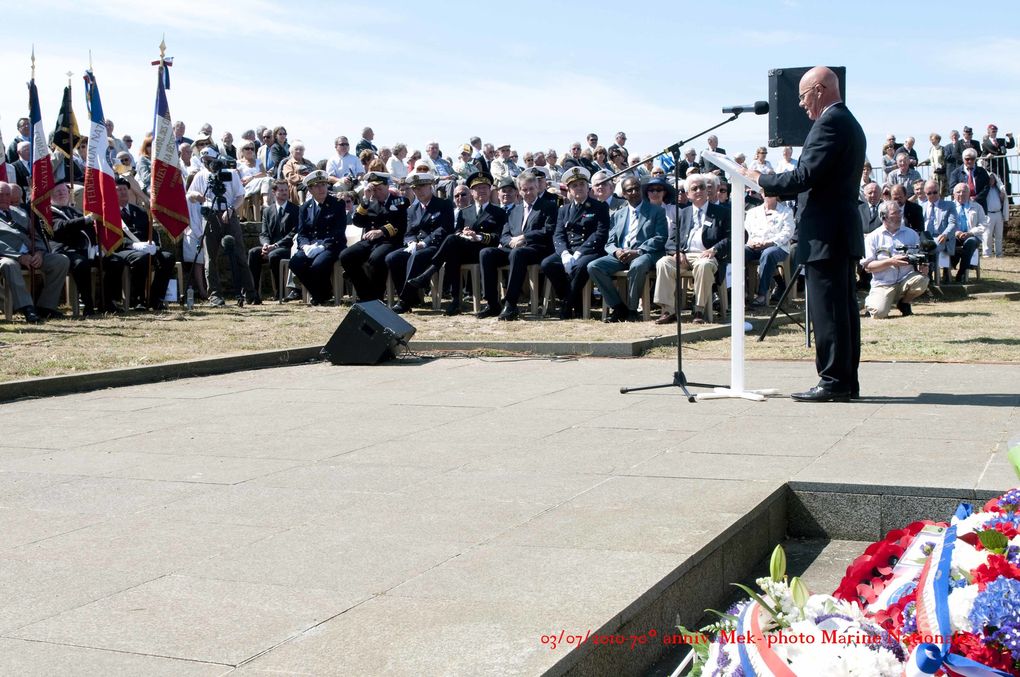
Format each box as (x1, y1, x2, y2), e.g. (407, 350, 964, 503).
(187, 147, 256, 306)
(860, 200, 930, 318)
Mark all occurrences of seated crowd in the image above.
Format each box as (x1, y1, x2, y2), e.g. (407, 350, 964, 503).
(0, 121, 1012, 324)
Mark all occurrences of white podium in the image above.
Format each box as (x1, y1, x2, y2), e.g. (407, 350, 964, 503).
(697, 152, 778, 402)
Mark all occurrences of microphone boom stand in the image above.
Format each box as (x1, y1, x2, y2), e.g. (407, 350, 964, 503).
(619, 114, 741, 402)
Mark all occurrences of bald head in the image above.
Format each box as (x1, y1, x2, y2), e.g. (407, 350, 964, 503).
(798, 66, 842, 119)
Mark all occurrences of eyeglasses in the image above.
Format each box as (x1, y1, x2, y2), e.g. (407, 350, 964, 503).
(718, 188, 729, 193)
(647, 187, 665, 193)
(278, 131, 287, 135)
(924, 190, 939, 195)
(623, 186, 640, 193)
(688, 185, 706, 191)
(338, 142, 349, 146)
(798, 83, 825, 102)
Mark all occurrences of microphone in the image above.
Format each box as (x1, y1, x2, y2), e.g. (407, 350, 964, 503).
(722, 101, 769, 116)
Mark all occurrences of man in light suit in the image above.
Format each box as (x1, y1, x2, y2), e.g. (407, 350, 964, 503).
(653, 174, 731, 325)
(858, 182, 883, 234)
(948, 182, 987, 283)
(477, 173, 557, 321)
(0, 182, 70, 323)
(588, 176, 667, 322)
(920, 180, 957, 257)
(746, 66, 866, 402)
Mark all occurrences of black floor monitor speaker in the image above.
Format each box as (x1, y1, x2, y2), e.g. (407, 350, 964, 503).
(768, 66, 846, 148)
(322, 300, 416, 365)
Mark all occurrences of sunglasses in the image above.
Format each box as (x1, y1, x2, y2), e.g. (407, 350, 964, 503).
(647, 187, 665, 192)
(338, 142, 349, 146)
(623, 187, 640, 193)
(924, 190, 939, 195)
(719, 188, 729, 193)
(688, 185, 706, 191)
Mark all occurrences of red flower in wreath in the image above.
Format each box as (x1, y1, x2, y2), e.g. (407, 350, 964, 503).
(834, 521, 942, 605)
(972, 554, 1020, 589)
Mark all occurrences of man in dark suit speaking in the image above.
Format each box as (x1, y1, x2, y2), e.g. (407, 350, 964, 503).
(743, 66, 866, 402)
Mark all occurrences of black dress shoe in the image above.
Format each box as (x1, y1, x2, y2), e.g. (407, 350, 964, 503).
(497, 305, 519, 321)
(443, 302, 461, 316)
(476, 304, 500, 319)
(605, 303, 630, 323)
(407, 265, 437, 290)
(392, 301, 410, 314)
(791, 386, 850, 403)
(558, 304, 573, 320)
(151, 301, 167, 312)
(20, 305, 42, 324)
(38, 307, 65, 319)
(896, 301, 913, 316)
(283, 290, 302, 302)
(251, 294, 263, 305)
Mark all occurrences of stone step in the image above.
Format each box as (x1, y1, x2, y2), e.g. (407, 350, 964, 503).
(969, 290, 1020, 301)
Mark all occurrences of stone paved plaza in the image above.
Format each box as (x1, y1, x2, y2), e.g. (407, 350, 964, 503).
(0, 357, 1016, 675)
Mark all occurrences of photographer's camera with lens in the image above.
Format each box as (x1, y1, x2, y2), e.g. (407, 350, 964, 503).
(893, 244, 931, 270)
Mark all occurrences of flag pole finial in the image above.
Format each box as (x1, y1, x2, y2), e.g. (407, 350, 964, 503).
(31, 45, 36, 79)
(66, 71, 73, 87)
(88, 50, 93, 71)
(160, 37, 166, 63)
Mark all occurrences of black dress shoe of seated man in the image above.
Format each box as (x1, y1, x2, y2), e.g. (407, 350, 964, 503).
(791, 386, 850, 403)
(20, 305, 42, 323)
(476, 304, 500, 319)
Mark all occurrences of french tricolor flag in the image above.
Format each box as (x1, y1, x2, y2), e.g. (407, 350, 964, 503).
(83, 70, 123, 254)
(149, 59, 188, 240)
(28, 78, 54, 234)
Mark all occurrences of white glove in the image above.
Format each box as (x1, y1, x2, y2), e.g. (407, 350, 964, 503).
(302, 243, 325, 257)
(131, 241, 157, 255)
(561, 250, 575, 273)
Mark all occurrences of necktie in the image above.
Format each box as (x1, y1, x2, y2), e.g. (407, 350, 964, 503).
(968, 170, 976, 194)
(523, 203, 532, 228)
(871, 204, 878, 222)
(625, 208, 637, 248)
(927, 205, 935, 232)
(958, 205, 968, 231)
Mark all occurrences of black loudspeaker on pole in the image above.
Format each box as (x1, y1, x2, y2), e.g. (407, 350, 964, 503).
(768, 66, 846, 147)
(322, 300, 416, 365)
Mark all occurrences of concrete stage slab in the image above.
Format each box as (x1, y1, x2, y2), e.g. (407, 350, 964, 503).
(0, 358, 1016, 676)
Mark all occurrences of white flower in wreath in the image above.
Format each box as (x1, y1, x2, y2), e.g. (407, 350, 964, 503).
(952, 540, 988, 577)
(947, 583, 979, 633)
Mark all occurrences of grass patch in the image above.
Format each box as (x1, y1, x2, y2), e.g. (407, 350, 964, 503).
(1, 258, 1017, 382)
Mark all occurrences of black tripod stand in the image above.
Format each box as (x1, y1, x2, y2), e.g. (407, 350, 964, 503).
(757, 263, 811, 346)
(619, 115, 742, 401)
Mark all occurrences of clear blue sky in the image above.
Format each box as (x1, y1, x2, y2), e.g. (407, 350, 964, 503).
(5, 1, 1018, 166)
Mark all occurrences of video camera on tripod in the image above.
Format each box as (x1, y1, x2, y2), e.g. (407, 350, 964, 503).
(201, 155, 238, 216)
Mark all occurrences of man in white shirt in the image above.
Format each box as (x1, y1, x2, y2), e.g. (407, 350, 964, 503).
(187, 147, 256, 306)
(861, 201, 929, 318)
(326, 136, 365, 189)
(948, 183, 987, 283)
(744, 196, 795, 306)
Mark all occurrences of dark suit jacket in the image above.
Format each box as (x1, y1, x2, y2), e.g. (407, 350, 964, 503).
(458, 203, 506, 247)
(499, 199, 556, 250)
(701, 147, 726, 174)
(949, 165, 990, 208)
(677, 160, 703, 178)
(943, 142, 964, 177)
(758, 102, 867, 264)
(673, 203, 732, 262)
(260, 201, 299, 249)
(352, 194, 408, 242)
(553, 197, 610, 257)
(902, 201, 923, 234)
(406, 197, 454, 248)
(13, 160, 30, 192)
(296, 194, 347, 252)
(51, 204, 96, 254)
(117, 203, 161, 249)
(981, 135, 1015, 159)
